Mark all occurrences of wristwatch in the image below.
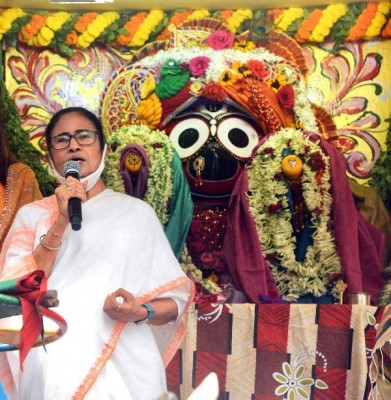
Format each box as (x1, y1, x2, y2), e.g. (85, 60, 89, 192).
(134, 303, 155, 325)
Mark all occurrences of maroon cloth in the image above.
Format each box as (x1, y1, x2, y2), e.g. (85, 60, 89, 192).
(159, 82, 195, 127)
(223, 131, 385, 304)
(223, 170, 278, 303)
(316, 132, 384, 302)
(119, 144, 150, 199)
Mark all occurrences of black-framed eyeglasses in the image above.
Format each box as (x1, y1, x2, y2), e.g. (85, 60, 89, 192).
(50, 130, 98, 150)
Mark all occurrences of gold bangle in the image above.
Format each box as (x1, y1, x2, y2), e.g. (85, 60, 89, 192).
(39, 234, 62, 251)
(48, 230, 62, 239)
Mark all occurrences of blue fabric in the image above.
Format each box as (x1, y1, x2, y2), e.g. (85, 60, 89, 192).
(297, 292, 335, 304)
(259, 292, 335, 304)
(285, 180, 314, 262)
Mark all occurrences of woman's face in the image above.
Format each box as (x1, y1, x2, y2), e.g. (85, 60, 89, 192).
(49, 111, 103, 178)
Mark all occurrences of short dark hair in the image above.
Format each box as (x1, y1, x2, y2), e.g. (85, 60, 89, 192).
(45, 107, 105, 154)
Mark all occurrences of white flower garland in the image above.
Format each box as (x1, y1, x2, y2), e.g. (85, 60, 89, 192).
(247, 128, 342, 301)
(104, 124, 174, 225)
(180, 245, 222, 294)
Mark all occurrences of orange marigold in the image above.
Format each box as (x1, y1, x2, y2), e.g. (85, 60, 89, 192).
(74, 12, 98, 33)
(266, 8, 284, 23)
(346, 3, 378, 41)
(117, 12, 147, 45)
(295, 9, 323, 42)
(216, 10, 234, 19)
(156, 10, 192, 41)
(381, 18, 391, 37)
(18, 14, 47, 42)
(65, 30, 78, 46)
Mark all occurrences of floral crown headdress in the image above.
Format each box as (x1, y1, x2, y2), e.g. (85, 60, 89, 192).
(100, 19, 337, 144)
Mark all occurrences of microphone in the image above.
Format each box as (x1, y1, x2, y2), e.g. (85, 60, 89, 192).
(63, 161, 82, 231)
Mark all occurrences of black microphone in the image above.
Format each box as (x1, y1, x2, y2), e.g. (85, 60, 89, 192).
(63, 161, 82, 231)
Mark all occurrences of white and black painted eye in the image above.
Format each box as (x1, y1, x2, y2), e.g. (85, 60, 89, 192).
(169, 118, 210, 159)
(216, 118, 260, 159)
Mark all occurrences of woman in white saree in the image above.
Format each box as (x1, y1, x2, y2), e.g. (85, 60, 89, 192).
(0, 107, 194, 400)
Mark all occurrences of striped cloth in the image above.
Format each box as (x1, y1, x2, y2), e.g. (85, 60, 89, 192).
(167, 303, 389, 399)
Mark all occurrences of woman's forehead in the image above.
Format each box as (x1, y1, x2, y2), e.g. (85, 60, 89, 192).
(52, 112, 95, 133)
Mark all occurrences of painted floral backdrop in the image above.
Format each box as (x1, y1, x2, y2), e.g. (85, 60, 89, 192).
(4, 38, 390, 184)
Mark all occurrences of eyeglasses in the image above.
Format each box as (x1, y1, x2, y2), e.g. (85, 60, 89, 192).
(50, 130, 98, 150)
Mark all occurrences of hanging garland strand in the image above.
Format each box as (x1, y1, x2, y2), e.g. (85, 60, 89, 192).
(0, 3, 390, 56)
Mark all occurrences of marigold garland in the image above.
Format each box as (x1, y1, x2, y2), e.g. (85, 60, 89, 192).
(156, 9, 193, 41)
(225, 9, 253, 34)
(295, 9, 323, 43)
(381, 17, 391, 37)
(274, 7, 304, 31)
(116, 12, 147, 46)
(346, 2, 379, 41)
(18, 14, 48, 44)
(128, 9, 165, 48)
(0, 7, 26, 40)
(364, 1, 391, 39)
(308, 4, 347, 43)
(0, 3, 390, 54)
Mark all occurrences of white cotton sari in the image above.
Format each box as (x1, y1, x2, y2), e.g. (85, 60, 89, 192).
(0, 189, 194, 400)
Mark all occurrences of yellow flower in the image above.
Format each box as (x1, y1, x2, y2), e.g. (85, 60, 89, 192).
(137, 94, 162, 129)
(130, 9, 165, 48)
(141, 76, 156, 100)
(39, 26, 54, 41)
(78, 36, 91, 48)
(378, 1, 391, 14)
(187, 9, 210, 20)
(364, 6, 389, 40)
(275, 8, 304, 31)
(309, 4, 347, 42)
(87, 24, 102, 38)
(231, 61, 250, 78)
(0, 18, 12, 34)
(219, 69, 238, 86)
(77, 12, 119, 47)
(226, 9, 253, 33)
(46, 12, 70, 31)
(233, 40, 253, 51)
(0, 7, 26, 38)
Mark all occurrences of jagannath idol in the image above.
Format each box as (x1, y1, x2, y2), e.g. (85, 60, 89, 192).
(100, 19, 384, 304)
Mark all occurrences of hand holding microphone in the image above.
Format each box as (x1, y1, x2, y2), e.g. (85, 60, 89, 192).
(62, 161, 83, 231)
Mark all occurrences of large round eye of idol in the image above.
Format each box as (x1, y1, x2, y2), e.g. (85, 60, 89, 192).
(168, 117, 210, 160)
(216, 117, 260, 159)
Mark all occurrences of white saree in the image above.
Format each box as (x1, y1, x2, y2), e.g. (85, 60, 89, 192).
(0, 189, 194, 400)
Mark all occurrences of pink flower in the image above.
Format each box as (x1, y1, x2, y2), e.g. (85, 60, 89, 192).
(189, 56, 210, 77)
(205, 30, 234, 50)
(277, 85, 295, 109)
(247, 60, 268, 80)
